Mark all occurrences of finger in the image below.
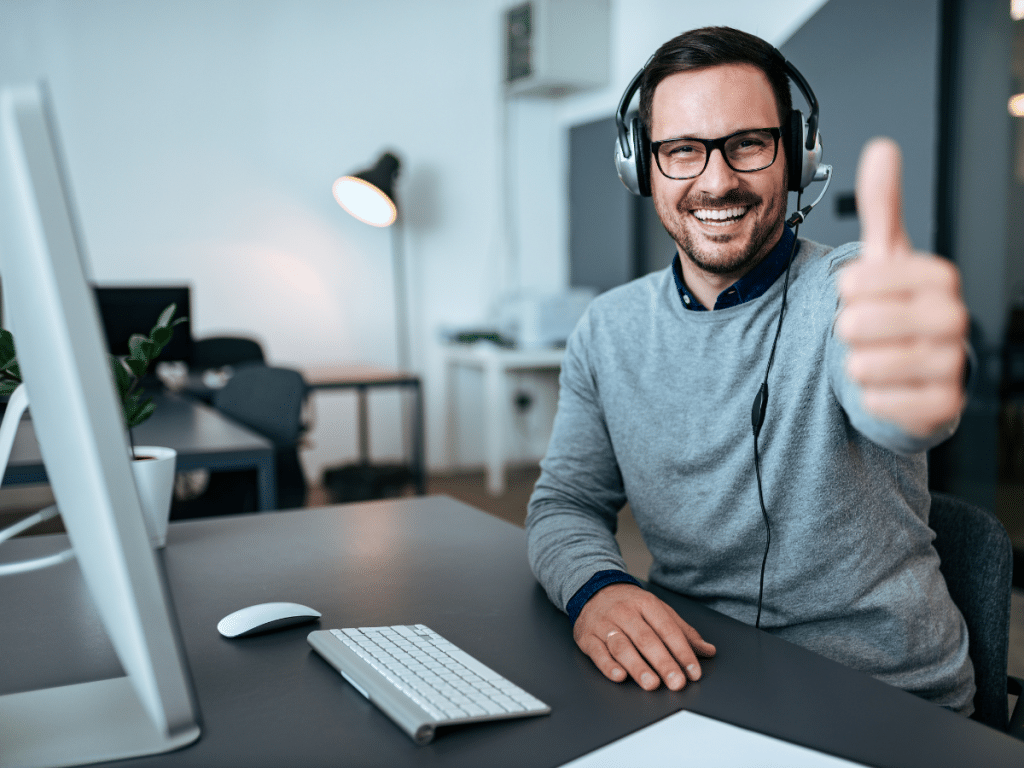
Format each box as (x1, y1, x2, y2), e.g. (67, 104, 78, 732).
(633, 597, 716, 682)
(837, 296, 969, 345)
(637, 607, 708, 683)
(577, 632, 628, 683)
(838, 252, 960, 301)
(623, 619, 692, 690)
(674, 615, 717, 658)
(846, 343, 965, 387)
(604, 629, 663, 691)
(860, 384, 965, 437)
(856, 137, 912, 262)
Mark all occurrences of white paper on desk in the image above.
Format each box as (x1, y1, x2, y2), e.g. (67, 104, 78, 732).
(560, 710, 868, 768)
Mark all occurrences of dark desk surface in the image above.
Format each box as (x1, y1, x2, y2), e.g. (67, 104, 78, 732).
(4, 392, 277, 510)
(1, 497, 1022, 767)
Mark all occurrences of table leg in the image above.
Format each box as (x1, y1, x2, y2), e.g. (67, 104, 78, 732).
(357, 386, 370, 465)
(483, 358, 506, 496)
(412, 381, 426, 495)
(445, 358, 459, 470)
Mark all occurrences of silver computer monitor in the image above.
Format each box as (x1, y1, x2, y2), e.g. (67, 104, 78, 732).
(0, 83, 200, 767)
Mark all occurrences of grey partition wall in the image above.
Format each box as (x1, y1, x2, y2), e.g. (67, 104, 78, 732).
(779, 0, 943, 252)
(568, 116, 640, 293)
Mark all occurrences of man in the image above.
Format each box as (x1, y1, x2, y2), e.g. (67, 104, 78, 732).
(525, 26, 975, 713)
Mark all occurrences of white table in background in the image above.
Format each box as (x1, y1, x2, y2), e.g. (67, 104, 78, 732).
(444, 344, 564, 495)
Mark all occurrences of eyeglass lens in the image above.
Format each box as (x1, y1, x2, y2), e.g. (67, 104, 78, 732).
(656, 130, 778, 179)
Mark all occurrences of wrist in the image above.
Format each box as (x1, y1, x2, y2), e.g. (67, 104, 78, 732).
(566, 570, 642, 626)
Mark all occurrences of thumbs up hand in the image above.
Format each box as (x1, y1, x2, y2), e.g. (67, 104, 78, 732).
(836, 138, 969, 439)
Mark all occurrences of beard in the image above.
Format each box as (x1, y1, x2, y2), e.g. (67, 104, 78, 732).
(654, 185, 786, 277)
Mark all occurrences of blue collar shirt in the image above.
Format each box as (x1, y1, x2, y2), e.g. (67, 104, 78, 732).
(670, 225, 796, 311)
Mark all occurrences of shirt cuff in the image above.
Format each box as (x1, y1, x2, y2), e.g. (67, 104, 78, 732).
(566, 569, 642, 626)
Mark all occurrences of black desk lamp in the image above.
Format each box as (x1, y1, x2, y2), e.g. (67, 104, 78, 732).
(333, 151, 409, 369)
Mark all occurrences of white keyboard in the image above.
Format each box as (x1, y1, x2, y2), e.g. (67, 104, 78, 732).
(308, 624, 551, 745)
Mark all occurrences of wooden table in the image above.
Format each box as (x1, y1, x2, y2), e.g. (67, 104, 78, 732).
(304, 365, 425, 495)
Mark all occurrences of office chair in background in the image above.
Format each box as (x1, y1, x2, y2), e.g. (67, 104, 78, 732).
(172, 365, 309, 518)
(930, 492, 1024, 737)
(191, 335, 266, 370)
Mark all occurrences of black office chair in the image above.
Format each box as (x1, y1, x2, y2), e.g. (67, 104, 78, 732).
(191, 336, 266, 370)
(930, 492, 1024, 736)
(172, 365, 309, 518)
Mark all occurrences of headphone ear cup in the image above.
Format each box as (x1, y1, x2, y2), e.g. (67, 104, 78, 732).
(631, 116, 652, 198)
(785, 109, 805, 192)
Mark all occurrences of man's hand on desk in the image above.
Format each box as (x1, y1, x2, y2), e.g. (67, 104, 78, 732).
(573, 583, 716, 691)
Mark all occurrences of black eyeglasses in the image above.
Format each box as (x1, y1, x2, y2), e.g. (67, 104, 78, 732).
(651, 127, 782, 180)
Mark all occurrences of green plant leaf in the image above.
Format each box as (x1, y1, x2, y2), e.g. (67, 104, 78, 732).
(123, 388, 141, 416)
(0, 329, 17, 369)
(155, 303, 177, 329)
(0, 358, 21, 383)
(127, 334, 156, 361)
(111, 356, 134, 399)
(0, 380, 19, 397)
(151, 325, 172, 348)
(125, 357, 148, 378)
(125, 396, 155, 429)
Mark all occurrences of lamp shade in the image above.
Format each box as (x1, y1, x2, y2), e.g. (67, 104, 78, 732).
(333, 151, 400, 227)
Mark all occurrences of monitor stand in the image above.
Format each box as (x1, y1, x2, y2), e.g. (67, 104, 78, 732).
(0, 384, 200, 768)
(0, 679, 200, 768)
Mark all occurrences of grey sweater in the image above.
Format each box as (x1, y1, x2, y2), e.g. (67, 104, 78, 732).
(525, 238, 975, 712)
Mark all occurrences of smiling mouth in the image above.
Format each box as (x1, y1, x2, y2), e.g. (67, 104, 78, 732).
(691, 206, 750, 225)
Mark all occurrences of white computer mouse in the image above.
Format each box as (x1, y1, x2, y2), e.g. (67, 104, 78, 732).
(217, 602, 322, 638)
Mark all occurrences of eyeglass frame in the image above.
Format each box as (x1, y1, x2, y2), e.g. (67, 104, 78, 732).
(650, 127, 783, 180)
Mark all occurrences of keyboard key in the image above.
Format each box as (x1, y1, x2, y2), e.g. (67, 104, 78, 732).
(492, 695, 525, 713)
(479, 700, 506, 716)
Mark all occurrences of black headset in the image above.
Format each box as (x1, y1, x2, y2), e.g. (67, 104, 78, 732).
(613, 48, 825, 197)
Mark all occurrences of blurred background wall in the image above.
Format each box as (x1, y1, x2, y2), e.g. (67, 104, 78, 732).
(0, 0, 827, 479)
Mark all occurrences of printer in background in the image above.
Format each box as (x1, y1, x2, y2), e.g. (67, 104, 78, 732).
(496, 289, 596, 349)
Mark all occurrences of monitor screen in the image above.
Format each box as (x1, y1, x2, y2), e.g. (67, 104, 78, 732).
(93, 285, 193, 365)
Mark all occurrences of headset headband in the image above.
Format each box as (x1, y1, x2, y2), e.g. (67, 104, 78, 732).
(615, 48, 819, 156)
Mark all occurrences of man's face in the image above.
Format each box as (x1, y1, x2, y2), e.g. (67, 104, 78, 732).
(649, 63, 787, 279)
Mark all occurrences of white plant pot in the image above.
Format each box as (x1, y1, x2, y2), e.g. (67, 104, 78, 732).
(131, 446, 177, 549)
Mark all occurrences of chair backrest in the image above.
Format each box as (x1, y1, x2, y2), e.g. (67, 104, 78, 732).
(192, 336, 265, 370)
(213, 365, 307, 447)
(929, 492, 1014, 730)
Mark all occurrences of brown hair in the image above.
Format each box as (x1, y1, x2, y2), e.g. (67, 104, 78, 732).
(638, 27, 793, 136)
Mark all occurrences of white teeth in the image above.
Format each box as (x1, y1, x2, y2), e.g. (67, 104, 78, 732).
(693, 206, 748, 222)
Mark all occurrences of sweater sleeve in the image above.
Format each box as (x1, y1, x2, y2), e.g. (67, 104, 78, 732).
(825, 246, 962, 455)
(525, 310, 632, 613)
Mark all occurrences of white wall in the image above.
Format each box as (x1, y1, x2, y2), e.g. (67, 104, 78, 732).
(0, 0, 828, 481)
